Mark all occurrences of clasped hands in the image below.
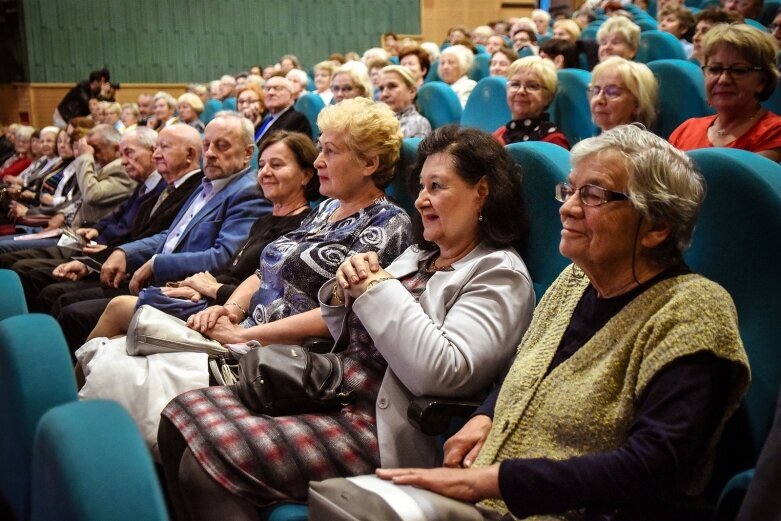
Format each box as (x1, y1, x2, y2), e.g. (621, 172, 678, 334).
(333, 251, 393, 305)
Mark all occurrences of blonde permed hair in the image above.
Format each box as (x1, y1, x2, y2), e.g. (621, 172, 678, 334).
(597, 15, 641, 51)
(507, 56, 558, 106)
(317, 97, 403, 189)
(591, 56, 658, 129)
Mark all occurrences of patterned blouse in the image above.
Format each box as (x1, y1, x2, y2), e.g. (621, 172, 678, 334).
(397, 105, 432, 139)
(244, 197, 411, 327)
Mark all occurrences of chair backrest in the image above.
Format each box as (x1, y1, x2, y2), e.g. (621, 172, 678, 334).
(30, 400, 169, 521)
(636, 30, 687, 63)
(386, 138, 422, 216)
(294, 93, 325, 141)
(761, 79, 781, 114)
(425, 59, 442, 83)
(505, 142, 571, 298)
(648, 59, 714, 138)
(760, 0, 781, 24)
(548, 68, 597, 145)
(581, 22, 602, 41)
(744, 18, 767, 31)
(461, 76, 511, 133)
(0, 314, 76, 520)
(416, 82, 463, 129)
(685, 148, 781, 489)
(0, 269, 27, 320)
(468, 53, 490, 82)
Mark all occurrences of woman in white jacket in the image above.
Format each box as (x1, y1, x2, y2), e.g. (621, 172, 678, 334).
(157, 125, 535, 520)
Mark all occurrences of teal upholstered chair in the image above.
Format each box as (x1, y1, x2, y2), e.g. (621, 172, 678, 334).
(30, 400, 169, 521)
(761, 80, 781, 114)
(385, 137, 422, 216)
(685, 149, 781, 497)
(760, 0, 781, 24)
(294, 92, 325, 141)
(416, 82, 463, 129)
(744, 18, 767, 31)
(648, 59, 714, 138)
(0, 314, 76, 520)
(461, 76, 511, 133)
(0, 269, 27, 320)
(505, 142, 571, 299)
(468, 53, 490, 82)
(425, 59, 441, 82)
(636, 30, 687, 63)
(548, 69, 597, 145)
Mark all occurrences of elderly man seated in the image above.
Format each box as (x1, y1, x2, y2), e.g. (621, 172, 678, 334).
(255, 75, 312, 145)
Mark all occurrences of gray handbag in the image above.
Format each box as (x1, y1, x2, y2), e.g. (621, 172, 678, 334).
(126, 305, 238, 385)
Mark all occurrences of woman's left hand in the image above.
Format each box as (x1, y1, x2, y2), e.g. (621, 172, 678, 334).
(161, 285, 203, 302)
(375, 464, 501, 503)
(336, 252, 393, 299)
(179, 271, 221, 299)
(203, 315, 246, 344)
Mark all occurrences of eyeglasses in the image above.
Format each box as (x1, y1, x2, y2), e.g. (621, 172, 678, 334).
(701, 65, 762, 79)
(587, 84, 624, 99)
(555, 182, 630, 206)
(771, 23, 781, 31)
(264, 85, 289, 92)
(331, 85, 355, 94)
(507, 81, 544, 93)
(237, 98, 260, 106)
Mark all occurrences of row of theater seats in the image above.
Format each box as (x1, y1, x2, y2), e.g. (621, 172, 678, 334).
(2, 142, 780, 520)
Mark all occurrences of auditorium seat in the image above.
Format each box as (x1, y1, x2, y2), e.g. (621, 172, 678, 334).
(386, 137, 422, 216)
(293, 92, 325, 141)
(0, 269, 27, 320)
(548, 68, 597, 145)
(461, 76, 511, 133)
(636, 31, 687, 63)
(648, 59, 713, 138)
(468, 53, 490, 82)
(30, 400, 169, 521)
(0, 314, 76, 520)
(416, 82, 463, 129)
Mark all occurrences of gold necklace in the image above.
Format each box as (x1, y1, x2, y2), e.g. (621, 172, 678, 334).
(426, 256, 454, 272)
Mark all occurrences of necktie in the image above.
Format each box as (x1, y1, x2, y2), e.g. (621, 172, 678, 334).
(151, 185, 175, 215)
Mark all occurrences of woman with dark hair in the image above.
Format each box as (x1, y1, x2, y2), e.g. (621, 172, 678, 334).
(156, 125, 535, 520)
(88, 130, 321, 337)
(539, 38, 580, 69)
(399, 45, 432, 87)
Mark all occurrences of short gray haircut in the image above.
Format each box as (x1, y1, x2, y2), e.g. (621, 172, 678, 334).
(153, 91, 177, 110)
(213, 110, 254, 147)
(571, 124, 705, 264)
(41, 126, 61, 137)
(89, 124, 122, 147)
(440, 44, 474, 76)
(123, 126, 158, 150)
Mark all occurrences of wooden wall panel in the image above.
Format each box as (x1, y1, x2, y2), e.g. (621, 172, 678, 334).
(19, 0, 421, 83)
(421, 0, 534, 43)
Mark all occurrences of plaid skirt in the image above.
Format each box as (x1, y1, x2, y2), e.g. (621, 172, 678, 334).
(161, 314, 387, 507)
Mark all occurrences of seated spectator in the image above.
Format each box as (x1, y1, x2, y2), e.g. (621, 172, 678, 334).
(0, 124, 16, 164)
(383, 31, 401, 55)
(771, 8, 781, 46)
(553, 19, 582, 42)
(471, 25, 493, 45)
(485, 34, 509, 55)
(368, 58, 392, 97)
(512, 28, 539, 55)
(489, 47, 519, 76)
(420, 41, 441, 63)
(378, 125, 750, 520)
(279, 55, 300, 74)
(598, 15, 641, 61)
(438, 45, 477, 108)
(0, 125, 34, 180)
(285, 69, 310, 100)
(378, 65, 431, 138)
(493, 57, 569, 148)
(540, 38, 580, 69)
(723, 0, 763, 21)
(102, 102, 125, 133)
(55, 114, 269, 350)
(447, 25, 470, 45)
(11, 126, 76, 211)
(219, 75, 238, 111)
(87, 130, 320, 337)
(312, 60, 336, 104)
(670, 24, 781, 160)
(256, 77, 312, 145)
(398, 45, 431, 86)
(532, 8, 553, 36)
(658, 4, 696, 57)
(149, 91, 178, 131)
(136, 93, 154, 126)
(177, 93, 206, 133)
(589, 57, 658, 132)
(157, 124, 534, 519)
(120, 103, 139, 132)
(692, 7, 742, 63)
(331, 63, 373, 103)
(4, 126, 62, 202)
(236, 85, 266, 142)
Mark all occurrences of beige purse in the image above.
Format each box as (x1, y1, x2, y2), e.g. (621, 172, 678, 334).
(126, 305, 230, 357)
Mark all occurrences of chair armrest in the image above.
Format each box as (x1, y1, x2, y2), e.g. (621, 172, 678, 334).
(407, 397, 481, 437)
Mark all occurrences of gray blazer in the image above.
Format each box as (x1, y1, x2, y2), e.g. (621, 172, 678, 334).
(319, 243, 535, 468)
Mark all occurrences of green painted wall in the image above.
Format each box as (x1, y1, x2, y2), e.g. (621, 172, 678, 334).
(20, 0, 420, 82)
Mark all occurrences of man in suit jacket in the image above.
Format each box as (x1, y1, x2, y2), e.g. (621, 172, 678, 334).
(12, 125, 202, 312)
(56, 115, 271, 350)
(255, 76, 313, 147)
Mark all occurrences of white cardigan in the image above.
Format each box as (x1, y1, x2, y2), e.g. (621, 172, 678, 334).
(319, 244, 535, 468)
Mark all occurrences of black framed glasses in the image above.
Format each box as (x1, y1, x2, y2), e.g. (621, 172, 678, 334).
(701, 65, 762, 79)
(555, 182, 630, 206)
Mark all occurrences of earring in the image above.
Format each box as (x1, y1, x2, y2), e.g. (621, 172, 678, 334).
(478, 210, 483, 222)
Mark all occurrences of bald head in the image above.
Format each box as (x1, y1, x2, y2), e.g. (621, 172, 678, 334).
(153, 123, 203, 183)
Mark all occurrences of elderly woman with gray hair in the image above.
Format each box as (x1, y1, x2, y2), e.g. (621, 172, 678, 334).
(438, 44, 476, 107)
(379, 124, 750, 519)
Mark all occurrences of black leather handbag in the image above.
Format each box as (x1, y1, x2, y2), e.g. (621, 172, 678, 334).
(236, 342, 355, 416)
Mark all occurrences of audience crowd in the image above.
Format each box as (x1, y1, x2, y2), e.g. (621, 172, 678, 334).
(3, 0, 781, 518)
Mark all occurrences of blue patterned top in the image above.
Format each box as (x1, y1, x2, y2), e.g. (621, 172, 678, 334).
(244, 197, 411, 327)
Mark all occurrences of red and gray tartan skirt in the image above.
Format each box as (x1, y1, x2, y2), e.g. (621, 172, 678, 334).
(161, 314, 388, 507)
